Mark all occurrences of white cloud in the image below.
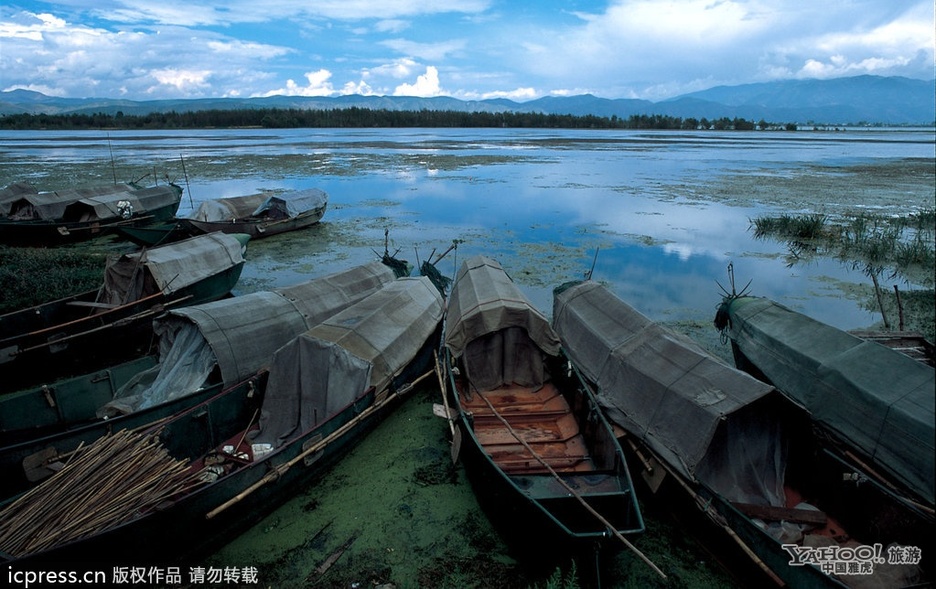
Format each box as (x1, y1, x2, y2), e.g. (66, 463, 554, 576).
(393, 66, 442, 97)
(341, 80, 374, 95)
(149, 68, 212, 94)
(261, 69, 336, 97)
(363, 58, 420, 80)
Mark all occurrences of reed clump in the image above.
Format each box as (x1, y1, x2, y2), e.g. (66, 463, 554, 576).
(751, 209, 936, 287)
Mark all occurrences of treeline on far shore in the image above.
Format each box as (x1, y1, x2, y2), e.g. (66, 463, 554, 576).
(0, 107, 801, 131)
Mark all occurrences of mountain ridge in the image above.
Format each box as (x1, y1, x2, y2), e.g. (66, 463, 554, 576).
(1, 75, 933, 125)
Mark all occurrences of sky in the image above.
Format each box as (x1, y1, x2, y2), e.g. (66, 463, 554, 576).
(1, 1, 933, 103)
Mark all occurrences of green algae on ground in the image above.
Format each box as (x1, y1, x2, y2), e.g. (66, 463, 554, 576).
(207, 388, 536, 589)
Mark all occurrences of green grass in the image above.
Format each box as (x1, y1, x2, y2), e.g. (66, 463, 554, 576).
(751, 213, 829, 240)
(0, 245, 108, 313)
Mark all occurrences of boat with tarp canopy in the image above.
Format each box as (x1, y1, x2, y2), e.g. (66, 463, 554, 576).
(101, 260, 400, 417)
(555, 281, 932, 588)
(2, 183, 138, 220)
(0, 232, 249, 394)
(716, 295, 935, 509)
(0, 276, 443, 569)
(0, 260, 400, 500)
(0, 184, 182, 245)
(442, 256, 645, 564)
(180, 188, 327, 239)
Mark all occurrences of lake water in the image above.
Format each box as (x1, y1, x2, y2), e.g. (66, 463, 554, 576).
(2, 127, 933, 335)
(1, 127, 934, 586)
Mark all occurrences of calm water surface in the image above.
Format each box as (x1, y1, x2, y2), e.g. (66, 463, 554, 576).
(2, 128, 933, 331)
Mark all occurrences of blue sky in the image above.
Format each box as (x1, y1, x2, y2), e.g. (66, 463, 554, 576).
(1, 1, 933, 102)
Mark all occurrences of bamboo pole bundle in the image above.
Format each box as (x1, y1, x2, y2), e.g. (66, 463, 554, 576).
(0, 428, 204, 558)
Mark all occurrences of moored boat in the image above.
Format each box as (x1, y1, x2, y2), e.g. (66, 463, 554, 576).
(0, 232, 250, 393)
(715, 295, 935, 511)
(554, 280, 932, 588)
(0, 275, 444, 570)
(0, 260, 401, 499)
(180, 188, 327, 239)
(114, 221, 195, 247)
(0, 183, 183, 246)
(441, 256, 645, 565)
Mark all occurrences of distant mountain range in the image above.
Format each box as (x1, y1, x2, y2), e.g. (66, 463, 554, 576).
(1, 75, 933, 125)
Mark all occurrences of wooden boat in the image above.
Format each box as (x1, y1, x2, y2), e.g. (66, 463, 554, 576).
(0, 260, 401, 499)
(0, 183, 183, 246)
(0, 232, 250, 394)
(554, 281, 932, 588)
(1, 182, 138, 218)
(441, 256, 645, 562)
(180, 188, 327, 239)
(0, 275, 444, 569)
(715, 295, 935, 511)
(114, 221, 195, 247)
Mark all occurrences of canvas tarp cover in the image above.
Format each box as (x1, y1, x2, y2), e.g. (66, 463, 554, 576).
(5, 183, 137, 220)
(255, 275, 443, 447)
(553, 281, 786, 506)
(101, 261, 397, 415)
(252, 189, 327, 219)
(183, 193, 269, 222)
(444, 256, 561, 391)
(723, 296, 935, 506)
(61, 185, 180, 222)
(0, 183, 38, 216)
(99, 232, 246, 305)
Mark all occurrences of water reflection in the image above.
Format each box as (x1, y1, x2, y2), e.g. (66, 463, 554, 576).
(1, 128, 932, 333)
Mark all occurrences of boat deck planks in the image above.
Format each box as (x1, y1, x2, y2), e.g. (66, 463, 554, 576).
(459, 382, 596, 475)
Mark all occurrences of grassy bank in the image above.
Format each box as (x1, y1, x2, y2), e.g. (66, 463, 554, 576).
(0, 244, 110, 313)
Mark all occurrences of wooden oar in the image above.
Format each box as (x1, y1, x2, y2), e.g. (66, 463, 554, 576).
(205, 369, 434, 520)
(475, 391, 667, 580)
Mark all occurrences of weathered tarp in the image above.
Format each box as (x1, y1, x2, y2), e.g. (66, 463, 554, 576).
(6, 183, 139, 221)
(252, 189, 327, 219)
(61, 185, 181, 222)
(99, 232, 247, 305)
(183, 189, 328, 223)
(720, 295, 935, 506)
(445, 255, 560, 391)
(100, 261, 399, 416)
(255, 275, 444, 447)
(183, 193, 269, 222)
(0, 183, 38, 216)
(554, 281, 786, 506)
